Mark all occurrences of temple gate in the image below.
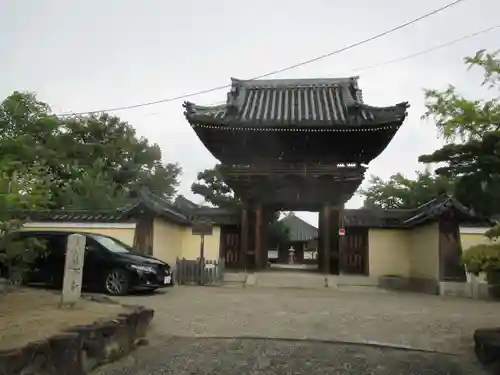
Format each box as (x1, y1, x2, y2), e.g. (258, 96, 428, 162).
(184, 77, 409, 274)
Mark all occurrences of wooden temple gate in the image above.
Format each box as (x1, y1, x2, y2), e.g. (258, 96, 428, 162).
(219, 202, 369, 275)
(183, 76, 409, 274)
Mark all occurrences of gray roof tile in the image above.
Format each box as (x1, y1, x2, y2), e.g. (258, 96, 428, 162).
(184, 77, 409, 127)
(279, 213, 318, 242)
(233, 77, 371, 123)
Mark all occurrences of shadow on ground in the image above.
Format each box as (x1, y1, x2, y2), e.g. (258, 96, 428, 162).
(92, 337, 487, 374)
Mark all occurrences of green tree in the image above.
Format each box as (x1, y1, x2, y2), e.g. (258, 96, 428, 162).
(191, 164, 241, 210)
(0, 92, 182, 210)
(60, 113, 181, 202)
(419, 50, 500, 217)
(0, 92, 55, 281)
(422, 49, 500, 142)
(359, 171, 455, 209)
(56, 160, 131, 210)
(0, 161, 51, 282)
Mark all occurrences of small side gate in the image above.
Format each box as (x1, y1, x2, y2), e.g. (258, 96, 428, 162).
(175, 258, 225, 285)
(220, 225, 240, 268)
(341, 228, 369, 275)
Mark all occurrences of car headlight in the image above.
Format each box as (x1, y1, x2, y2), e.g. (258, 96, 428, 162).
(129, 264, 156, 273)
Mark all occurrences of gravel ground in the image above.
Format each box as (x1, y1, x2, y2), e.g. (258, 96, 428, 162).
(88, 285, 500, 374)
(92, 337, 487, 374)
(113, 286, 500, 355)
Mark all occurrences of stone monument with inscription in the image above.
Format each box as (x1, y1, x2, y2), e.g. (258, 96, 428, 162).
(61, 234, 86, 306)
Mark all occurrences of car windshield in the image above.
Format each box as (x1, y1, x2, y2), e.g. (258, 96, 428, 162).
(90, 235, 130, 253)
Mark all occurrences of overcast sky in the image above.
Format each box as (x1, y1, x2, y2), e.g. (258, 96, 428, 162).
(1, 0, 498, 226)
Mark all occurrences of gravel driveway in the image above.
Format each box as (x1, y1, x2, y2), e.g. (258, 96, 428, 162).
(114, 285, 500, 355)
(93, 337, 486, 374)
(89, 286, 500, 374)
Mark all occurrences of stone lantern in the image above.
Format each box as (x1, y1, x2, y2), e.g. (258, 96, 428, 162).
(287, 246, 296, 265)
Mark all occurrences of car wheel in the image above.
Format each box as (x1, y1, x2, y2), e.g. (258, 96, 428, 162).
(104, 269, 130, 296)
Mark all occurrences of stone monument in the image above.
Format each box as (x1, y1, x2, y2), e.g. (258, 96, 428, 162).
(61, 234, 86, 306)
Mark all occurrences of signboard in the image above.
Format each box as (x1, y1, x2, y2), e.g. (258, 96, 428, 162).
(61, 234, 86, 306)
(192, 219, 214, 283)
(338, 228, 346, 236)
(192, 219, 214, 236)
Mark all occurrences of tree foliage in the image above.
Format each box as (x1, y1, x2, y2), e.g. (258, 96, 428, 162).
(0, 91, 182, 210)
(461, 243, 500, 276)
(419, 50, 500, 219)
(191, 165, 241, 210)
(0, 157, 52, 281)
(422, 49, 500, 142)
(359, 171, 455, 209)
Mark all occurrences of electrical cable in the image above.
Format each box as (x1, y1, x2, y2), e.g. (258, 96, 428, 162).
(120, 23, 500, 120)
(351, 23, 500, 74)
(54, 0, 468, 117)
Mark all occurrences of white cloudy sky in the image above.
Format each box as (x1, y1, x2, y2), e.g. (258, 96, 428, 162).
(1, 0, 498, 226)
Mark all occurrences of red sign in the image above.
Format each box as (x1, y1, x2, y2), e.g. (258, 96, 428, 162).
(338, 228, 346, 236)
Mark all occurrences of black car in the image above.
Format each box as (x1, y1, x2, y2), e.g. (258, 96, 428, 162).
(13, 230, 174, 295)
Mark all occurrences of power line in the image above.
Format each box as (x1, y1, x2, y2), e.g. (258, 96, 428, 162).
(129, 23, 499, 120)
(55, 0, 467, 117)
(350, 23, 500, 74)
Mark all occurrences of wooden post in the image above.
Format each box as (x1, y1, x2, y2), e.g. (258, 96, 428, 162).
(192, 219, 213, 285)
(262, 208, 269, 268)
(438, 210, 466, 282)
(199, 234, 205, 285)
(322, 204, 331, 274)
(317, 211, 324, 271)
(255, 203, 263, 270)
(240, 207, 249, 270)
(338, 204, 346, 274)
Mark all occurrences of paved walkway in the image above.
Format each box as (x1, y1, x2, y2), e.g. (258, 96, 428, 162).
(114, 286, 500, 355)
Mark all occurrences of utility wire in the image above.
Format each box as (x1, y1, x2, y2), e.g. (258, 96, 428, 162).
(350, 23, 500, 74)
(55, 0, 467, 117)
(130, 23, 499, 120)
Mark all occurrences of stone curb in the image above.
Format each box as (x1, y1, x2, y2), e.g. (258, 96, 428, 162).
(474, 327, 500, 374)
(167, 335, 459, 356)
(0, 304, 154, 375)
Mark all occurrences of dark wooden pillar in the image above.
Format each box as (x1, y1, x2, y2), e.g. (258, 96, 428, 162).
(338, 204, 346, 274)
(262, 208, 270, 267)
(133, 214, 154, 255)
(438, 210, 466, 282)
(322, 204, 331, 274)
(317, 211, 323, 270)
(330, 206, 340, 275)
(255, 203, 264, 270)
(239, 207, 249, 270)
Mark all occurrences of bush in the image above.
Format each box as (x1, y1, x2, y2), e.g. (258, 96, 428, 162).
(0, 229, 47, 283)
(461, 244, 500, 276)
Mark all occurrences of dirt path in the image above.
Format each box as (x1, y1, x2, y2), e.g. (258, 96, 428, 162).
(0, 288, 125, 351)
